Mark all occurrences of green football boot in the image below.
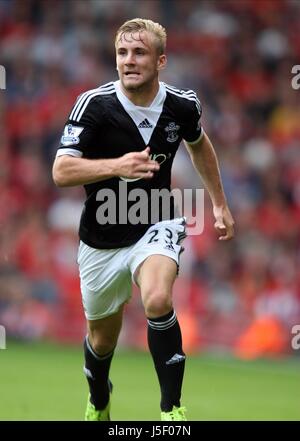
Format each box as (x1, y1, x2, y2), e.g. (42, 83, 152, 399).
(161, 406, 187, 421)
(85, 380, 113, 421)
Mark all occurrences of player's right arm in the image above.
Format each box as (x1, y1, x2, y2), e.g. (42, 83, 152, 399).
(52, 147, 159, 187)
(52, 93, 159, 187)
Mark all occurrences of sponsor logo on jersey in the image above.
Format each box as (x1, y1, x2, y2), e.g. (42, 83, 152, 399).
(120, 152, 171, 182)
(165, 122, 180, 143)
(61, 124, 84, 146)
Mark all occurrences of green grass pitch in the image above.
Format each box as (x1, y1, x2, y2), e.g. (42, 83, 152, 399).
(0, 341, 299, 420)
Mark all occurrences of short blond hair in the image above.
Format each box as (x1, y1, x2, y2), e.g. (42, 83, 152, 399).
(115, 18, 167, 55)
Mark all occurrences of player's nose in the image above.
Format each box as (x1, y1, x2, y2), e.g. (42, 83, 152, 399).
(124, 52, 135, 64)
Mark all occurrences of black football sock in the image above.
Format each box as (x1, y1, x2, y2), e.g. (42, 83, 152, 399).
(83, 335, 114, 410)
(147, 309, 186, 412)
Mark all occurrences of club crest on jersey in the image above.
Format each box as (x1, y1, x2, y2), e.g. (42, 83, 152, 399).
(61, 124, 84, 146)
(165, 122, 180, 143)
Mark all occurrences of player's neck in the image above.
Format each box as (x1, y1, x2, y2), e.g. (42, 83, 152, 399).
(120, 81, 160, 107)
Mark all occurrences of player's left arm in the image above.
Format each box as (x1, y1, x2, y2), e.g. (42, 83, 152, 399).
(184, 132, 235, 241)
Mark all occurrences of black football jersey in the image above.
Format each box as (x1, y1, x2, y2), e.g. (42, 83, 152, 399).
(56, 81, 202, 249)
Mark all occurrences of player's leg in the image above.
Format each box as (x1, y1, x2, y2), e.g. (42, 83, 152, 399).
(78, 242, 132, 420)
(84, 305, 124, 416)
(136, 255, 186, 418)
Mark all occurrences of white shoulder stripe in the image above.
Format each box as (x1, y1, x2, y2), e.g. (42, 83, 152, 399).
(99, 81, 115, 89)
(71, 85, 115, 121)
(164, 84, 200, 102)
(70, 83, 115, 121)
(164, 83, 198, 97)
(164, 84, 201, 105)
(74, 88, 115, 122)
(70, 88, 100, 120)
(72, 87, 115, 121)
(165, 87, 201, 115)
(166, 85, 201, 107)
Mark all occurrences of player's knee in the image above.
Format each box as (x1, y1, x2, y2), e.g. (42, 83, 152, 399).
(143, 288, 172, 317)
(88, 332, 116, 356)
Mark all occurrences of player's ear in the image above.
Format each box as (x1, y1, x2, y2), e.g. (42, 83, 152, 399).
(157, 54, 167, 71)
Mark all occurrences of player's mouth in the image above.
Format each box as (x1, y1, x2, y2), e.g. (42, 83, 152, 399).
(124, 72, 140, 77)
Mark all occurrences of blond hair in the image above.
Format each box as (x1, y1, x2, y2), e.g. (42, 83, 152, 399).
(115, 18, 167, 55)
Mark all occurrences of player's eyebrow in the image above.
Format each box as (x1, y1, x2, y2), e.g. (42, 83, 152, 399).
(117, 46, 148, 52)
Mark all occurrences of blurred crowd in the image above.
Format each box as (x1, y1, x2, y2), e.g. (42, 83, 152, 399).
(0, 0, 300, 357)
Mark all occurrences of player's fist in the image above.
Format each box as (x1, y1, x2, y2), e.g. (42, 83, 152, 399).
(116, 147, 160, 180)
(213, 205, 235, 241)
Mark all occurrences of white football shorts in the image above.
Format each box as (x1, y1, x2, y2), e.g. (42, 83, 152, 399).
(77, 217, 187, 320)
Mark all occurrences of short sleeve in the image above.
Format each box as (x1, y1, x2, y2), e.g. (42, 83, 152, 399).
(181, 93, 203, 144)
(56, 95, 104, 158)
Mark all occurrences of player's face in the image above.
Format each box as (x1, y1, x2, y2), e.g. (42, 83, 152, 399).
(116, 31, 166, 92)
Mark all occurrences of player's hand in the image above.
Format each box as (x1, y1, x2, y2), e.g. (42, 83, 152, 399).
(116, 147, 160, 179)
(213, 205, 235, 241)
